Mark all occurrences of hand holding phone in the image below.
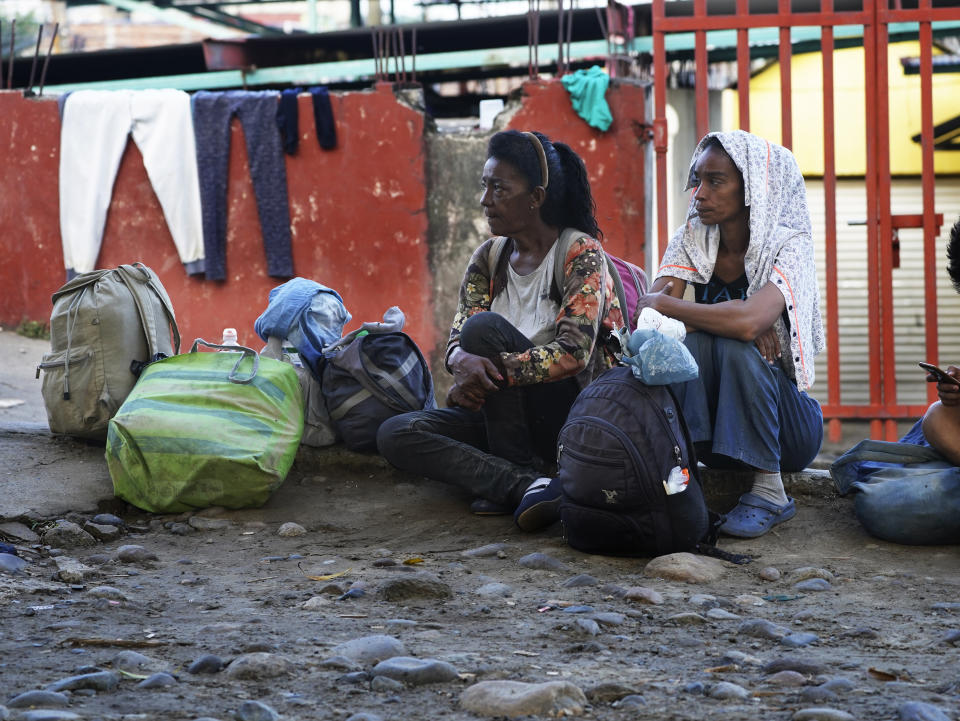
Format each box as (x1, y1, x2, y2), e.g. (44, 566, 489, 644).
(919, 362, 960, 387)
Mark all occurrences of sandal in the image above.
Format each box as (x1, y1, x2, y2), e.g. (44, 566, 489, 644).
(513, 477, 561, 532)
(718, 492, 796, 538)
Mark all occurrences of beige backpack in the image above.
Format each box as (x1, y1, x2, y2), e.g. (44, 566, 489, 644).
(36, 263, 180, 440)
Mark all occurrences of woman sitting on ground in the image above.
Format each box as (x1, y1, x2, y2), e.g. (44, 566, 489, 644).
(639, 130, 825, 538)
(918, 216, 960, 463)
(377, 130, 623, 515)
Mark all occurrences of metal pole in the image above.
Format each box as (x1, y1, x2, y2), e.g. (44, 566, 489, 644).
(398, 27, 406, 84)
(778, 0, 793, 148)
(557, 0, 564, 76)
(694, 0, 708, 139)
(8, 18, 16, 90)
(919, 0, 939, 404)
(874, 0, 896, 440)
(26, 24, 43, 96)
(736, 0, 750, 131)
(38, 22, 59, 97)
(821, 0, 842, 443)
(863, 0, 882, 440)
(653, 0, 669, 261)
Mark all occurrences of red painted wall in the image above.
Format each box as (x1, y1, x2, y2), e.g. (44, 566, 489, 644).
(0, 80, 647, 363)
(507, 80, 647, 263)
(0, 84, 433, 354)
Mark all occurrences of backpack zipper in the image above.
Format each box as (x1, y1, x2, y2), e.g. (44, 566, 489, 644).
(36, 349, 94, 400)
(556, 441, 626, 468)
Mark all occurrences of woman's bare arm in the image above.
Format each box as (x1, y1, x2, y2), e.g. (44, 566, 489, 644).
(640, 277, 786, 342)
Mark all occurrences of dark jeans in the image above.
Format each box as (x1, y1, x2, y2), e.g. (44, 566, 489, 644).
(376, 312, 579, 508)
(672, 332, 823, 473)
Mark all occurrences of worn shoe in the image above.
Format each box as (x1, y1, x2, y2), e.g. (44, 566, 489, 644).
(513, 477, 561, 532)
(470, 498, 511, 516)
(718, 492, 796, 538)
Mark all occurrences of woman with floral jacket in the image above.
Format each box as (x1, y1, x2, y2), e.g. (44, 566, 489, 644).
(377, 130, 623, 518)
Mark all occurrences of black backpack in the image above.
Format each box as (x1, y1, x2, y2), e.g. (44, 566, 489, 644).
(322, 330, 436, 452)
(557, 366, 712, 557)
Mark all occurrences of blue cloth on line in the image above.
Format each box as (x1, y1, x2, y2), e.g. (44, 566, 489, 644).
(561, 66, 613, 132)
(276, 87, 301, 155)
(254, 278, 351, 377)
(310, 87, 337, 150)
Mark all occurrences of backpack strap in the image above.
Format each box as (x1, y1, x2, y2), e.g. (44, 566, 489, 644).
(487, 236, 510, 299)
(605, 254, 629, 328)
(553, 228, 629, 337)
(551, 228, 581, 300)
(116, 263, 181, 357)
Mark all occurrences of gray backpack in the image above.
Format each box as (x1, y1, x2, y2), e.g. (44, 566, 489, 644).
(37, 263, 180, 440)
(322, 311, 436, 453)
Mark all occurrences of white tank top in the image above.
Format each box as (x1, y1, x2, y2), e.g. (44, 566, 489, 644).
(490, 242, 561, 347)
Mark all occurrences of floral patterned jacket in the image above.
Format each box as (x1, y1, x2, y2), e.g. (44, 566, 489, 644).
(445, 232, 624, 388)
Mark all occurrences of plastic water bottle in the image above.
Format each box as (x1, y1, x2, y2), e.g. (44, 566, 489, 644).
(221, 328, 240, 350)
(282, 327, 304, 367)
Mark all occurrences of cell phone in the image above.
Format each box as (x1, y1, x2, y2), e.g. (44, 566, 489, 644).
(919, 362, 960, 387)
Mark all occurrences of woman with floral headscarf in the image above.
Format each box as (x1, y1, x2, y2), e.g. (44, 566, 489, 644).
(640, 130, 825, 538)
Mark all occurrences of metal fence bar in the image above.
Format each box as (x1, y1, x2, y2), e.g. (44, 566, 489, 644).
(736, 0, 750, 131)
(917, 1, 940, 407)
(820, 404, 930, 419)
(874, 0, 897, 441)
(862, 0, 883, 440)
(694, 0, 709, 139)
(653, 0, 670, 264)
(778, 0, 793, 148)
(821, 0, 842, 444)
(657, 10, 870, 31)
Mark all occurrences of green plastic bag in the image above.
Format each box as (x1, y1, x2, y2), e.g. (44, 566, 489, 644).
(106, 339, 304, 513)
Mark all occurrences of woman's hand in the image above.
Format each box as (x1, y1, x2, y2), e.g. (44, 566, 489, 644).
(447, 382, 485, 411)
(637, 281, 675, 315)
(933, 365, 960, 407)
(754, 325, 781, 365)
(449, 348, 502, 404)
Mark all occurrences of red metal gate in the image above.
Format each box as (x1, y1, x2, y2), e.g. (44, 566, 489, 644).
(651, 0, 960, 442)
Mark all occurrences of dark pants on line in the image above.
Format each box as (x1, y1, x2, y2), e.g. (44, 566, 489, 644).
(672, 333, 823, 473)
(192, 90, 294, 281)
(376, 312, 580, 508)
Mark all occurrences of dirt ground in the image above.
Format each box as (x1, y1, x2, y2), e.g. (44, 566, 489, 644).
(1, 329, 959, 721)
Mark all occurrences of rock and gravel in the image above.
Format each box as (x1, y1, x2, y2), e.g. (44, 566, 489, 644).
(0, 421, 958, 720)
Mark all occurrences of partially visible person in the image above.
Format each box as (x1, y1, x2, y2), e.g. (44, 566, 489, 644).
(639, 130, 825, 538)
(919, 217, 960, 465)
(377, 130, 623, 516)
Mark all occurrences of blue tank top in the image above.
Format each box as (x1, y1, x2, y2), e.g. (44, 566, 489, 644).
(692, 273, 748, 305)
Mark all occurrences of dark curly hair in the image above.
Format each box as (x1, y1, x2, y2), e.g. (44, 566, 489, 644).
(486, 130, 602, 240)
(949, 216, 960, 294)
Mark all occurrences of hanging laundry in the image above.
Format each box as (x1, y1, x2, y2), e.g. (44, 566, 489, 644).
(561, 65, 614, 132)
(192, 90, 294, 282)
(276, 86, 337, 155)
(310, 87, 337, 150)
(58, 89, 205, 278)
(276, 87, 301, 155)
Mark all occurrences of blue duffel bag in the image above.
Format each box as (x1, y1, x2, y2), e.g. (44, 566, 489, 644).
(830, 421, 960, 545)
